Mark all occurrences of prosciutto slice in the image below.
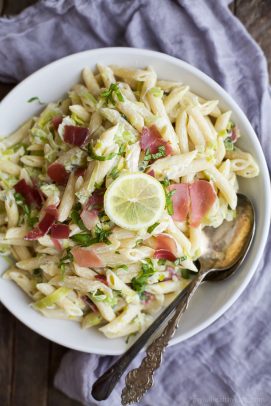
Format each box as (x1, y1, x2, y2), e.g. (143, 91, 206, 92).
(63, 125, 89, 147)
(169, 180, 216, 227)
(52, 116, 63, 130)
(72, 247, 104, 268)
(154, 234, 178, 257)
(25, 206, 58, 240)
(169, 184, 190, 222)
(80, 208, 99, 231)
(50, 224, 70, 239)
(154, 249, 176, 262)
(47, 163, 69, 186)
(140, 125, 172, 155)
(14, 179, 43, 208)
(189, 180, 216, 227)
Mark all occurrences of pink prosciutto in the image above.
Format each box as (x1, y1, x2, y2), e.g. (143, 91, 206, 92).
(189, 180, 216, 227)
(51, 237, 62, 251)
(63, 125, 89, 147)
(95, 274, 108, 285)
(152, 233, 178, 261)
(52, 116, 63, 130)
(169, 180, 216, 227)
(86, 189, 105, 209)
(168, 184, 190, 222)
(47, 163, 69, 186)
(140, 125, 172, 156)
(50, 224, 70, 239)
(72, 247, 104, 268)
(154, 249, 176, 262)
(25, 206, 58, 241)
(154, 234, 178, 257)
(80, 208, 99, 231)
(14, 179, 44, 208)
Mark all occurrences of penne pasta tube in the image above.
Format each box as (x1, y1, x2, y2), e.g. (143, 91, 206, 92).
(58, 172, 76, 222)
(0, 160, 21, 176)
(1, 119, 32, 149)
(16, 255, 59, 271)
(82, 67, 100, 96)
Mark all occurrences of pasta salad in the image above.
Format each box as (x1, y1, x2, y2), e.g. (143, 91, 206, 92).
(0, 64, 259, 339)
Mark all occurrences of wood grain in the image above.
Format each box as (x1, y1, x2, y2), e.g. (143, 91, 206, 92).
(236, 0, 271, 76)
(0, 304, 14, 406)
(3, 0, 37, 15)
(10, 320, 50, 406)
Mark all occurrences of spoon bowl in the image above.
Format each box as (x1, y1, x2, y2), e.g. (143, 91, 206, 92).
(92, 193, 255, 404)
(203, 193, 255, 281)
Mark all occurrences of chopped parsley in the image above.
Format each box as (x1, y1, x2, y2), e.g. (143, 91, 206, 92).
(131, 259, 156, 293)
(158, 258, 166, 266)
(59, 249, 73, 278)
(135, 239, 143, 247)
(71, 225, 111, 247)
(139, 146, 166, 172)
(27, 96, 45, 105)
(14, 192, 39, 227)
(88, 143, 125, 161)
(224, 137, 234, 151)
(117, 264, 128, 271)
(88, 144, 117, 161)
(174, 256, 188, 265)
(109, 165, 121, 180)
(147, 222, 160, 234)
(101, 83, 124, 105)
(160, 178, 175, 216)
(70, 202, 88, 231)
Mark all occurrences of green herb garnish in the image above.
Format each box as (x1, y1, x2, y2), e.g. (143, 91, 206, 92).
(118, 264, 129, 271)
(135, 239, 143, 247)
(147, 222, 160, 234)
(101, 83, 124, 105)
(71, 225, 111, 247)
(158, 258, 166, 266)
(224, 137, 234, 151)
(59, 249, 73, 279)
(109, 166, 121, 180)
(70, 202, 88, 231)
(88, 144, 117, 161)
(160, 178, 175, 215)
(139, 146, 166, 172)
(131, 259, 156, 293)
(174, 256, 188, 265)
(88, 142, 125, 162)
(27, 96, 45, 105)
(14, 192, 39, 227)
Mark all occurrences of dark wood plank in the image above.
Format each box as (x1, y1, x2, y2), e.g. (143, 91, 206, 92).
(3, 0, 37, 15)
(0, 303, 14, 406)
(48, 343, 82, 406)
(236, 0, 271, 76)
(10, 319, 50, 406)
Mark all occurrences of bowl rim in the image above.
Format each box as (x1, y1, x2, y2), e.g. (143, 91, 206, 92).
(0, 47, 270, 355)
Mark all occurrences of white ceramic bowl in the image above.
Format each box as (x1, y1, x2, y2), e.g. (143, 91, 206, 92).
(0, 48, 270, 355)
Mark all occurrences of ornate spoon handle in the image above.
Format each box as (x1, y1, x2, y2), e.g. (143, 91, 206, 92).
(121, 270, 207, 405)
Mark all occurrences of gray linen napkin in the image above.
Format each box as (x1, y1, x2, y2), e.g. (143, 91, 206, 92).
(1, 1, 271, 405)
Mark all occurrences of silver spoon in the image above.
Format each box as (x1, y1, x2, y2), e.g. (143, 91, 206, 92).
(92, 193, 255, 404)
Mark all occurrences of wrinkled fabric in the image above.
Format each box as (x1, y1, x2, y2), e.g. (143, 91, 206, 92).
(0, 0, 271, 405)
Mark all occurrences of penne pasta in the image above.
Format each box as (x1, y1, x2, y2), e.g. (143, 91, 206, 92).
(0, 63, 259, 341)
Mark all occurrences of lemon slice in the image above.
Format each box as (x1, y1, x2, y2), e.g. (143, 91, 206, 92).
(104, 173, 165, 230)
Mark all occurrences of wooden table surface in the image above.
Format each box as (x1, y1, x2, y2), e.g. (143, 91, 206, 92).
(0, 1, 270, 405)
